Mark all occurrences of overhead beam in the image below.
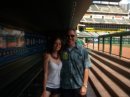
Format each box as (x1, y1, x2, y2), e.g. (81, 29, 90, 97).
(92, 0, 121, 2)
(70, 0, 92, 29)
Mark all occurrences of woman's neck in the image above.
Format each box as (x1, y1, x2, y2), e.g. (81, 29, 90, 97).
(51, 51, 59, 60)
(52, 51, 58, 55)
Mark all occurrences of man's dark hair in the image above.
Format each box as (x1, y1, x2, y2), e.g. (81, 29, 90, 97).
(65, 28, 76, 35)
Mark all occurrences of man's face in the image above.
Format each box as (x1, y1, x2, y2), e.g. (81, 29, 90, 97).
(66, 30, 77, 46)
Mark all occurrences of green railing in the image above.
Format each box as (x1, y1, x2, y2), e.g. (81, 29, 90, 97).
(86, 31, 130, 59)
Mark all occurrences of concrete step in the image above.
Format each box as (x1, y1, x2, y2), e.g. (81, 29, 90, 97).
(90, 49, 130, 68)
(90, 56, 130, 95)
(91, 64, 129, 97)
(89, 70, 111, 97)
(89, 51, 130, 79)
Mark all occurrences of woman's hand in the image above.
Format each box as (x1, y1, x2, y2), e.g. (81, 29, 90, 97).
(80, 86, 87, 96)
(41, 91, 46, 97)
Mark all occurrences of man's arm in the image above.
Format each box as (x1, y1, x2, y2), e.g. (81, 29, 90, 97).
(80, 48, 91, 96)
(80, 68, 89, 96)
(83, 68, 89, 87)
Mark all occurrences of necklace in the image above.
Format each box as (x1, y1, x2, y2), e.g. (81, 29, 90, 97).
(51, 54, 59, 60)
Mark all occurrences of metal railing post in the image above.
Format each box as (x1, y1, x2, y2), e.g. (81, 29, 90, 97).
(93, 37, 94, 50)
(98, 37, 99, 51)
(110, 36, 112, 55)
(103, 37, 104, 52)
(119, 35, 122, 58)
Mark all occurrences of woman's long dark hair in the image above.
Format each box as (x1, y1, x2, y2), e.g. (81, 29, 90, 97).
(46, 36, 62, 55)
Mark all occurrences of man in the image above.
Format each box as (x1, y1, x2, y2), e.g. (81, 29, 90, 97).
(76, 38, 85, 47)
(60, 28, 92, 97)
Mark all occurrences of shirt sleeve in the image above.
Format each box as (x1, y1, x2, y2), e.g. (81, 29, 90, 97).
(83, 48, 92, 68)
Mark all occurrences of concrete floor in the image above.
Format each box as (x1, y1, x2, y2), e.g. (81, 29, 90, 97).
(87, 82, 97, 97)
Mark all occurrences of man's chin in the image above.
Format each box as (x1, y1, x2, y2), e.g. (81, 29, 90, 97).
(68, 42, 74, 46)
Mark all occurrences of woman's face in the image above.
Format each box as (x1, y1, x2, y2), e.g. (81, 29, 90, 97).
(53, 38, 62, 51)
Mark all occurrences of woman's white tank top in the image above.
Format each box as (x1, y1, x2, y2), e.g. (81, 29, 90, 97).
(46, 59, 62, 88)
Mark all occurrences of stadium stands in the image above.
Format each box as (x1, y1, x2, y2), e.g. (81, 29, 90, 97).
(82, 17, 129, 25)
(84, 18, 94, 23)
(105, 19, 116, 24)
(81, 3, 129, 25)
(125, 19, 130, 24)
(115, 19, 127, 24)
(90, 4, 99, 11)
(97, 4, 110, 13)
(94, 18, 105, 23)
(80, 18, 86, 22)
(88, 32, 99, 37)
(88, 4, 128, 14)
(96, 32, 109, 35)
(77, 31, 92, 37)
(79, 2, 129, 36)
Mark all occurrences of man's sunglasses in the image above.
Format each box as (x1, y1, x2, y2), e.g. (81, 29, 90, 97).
(66, 35, 75, 38)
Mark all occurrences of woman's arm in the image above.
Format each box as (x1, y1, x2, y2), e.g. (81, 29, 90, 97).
(41, 53, 50, 97)
(43, 53, 50, 90)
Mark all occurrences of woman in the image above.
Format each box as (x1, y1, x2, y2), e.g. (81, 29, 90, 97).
(41, 37, 62, 97)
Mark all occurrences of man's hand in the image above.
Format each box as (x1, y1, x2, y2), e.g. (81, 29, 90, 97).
(80, 86, 87, 96)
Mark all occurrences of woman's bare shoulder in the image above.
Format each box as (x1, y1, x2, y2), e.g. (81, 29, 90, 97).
(43, 52, 51, 60)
